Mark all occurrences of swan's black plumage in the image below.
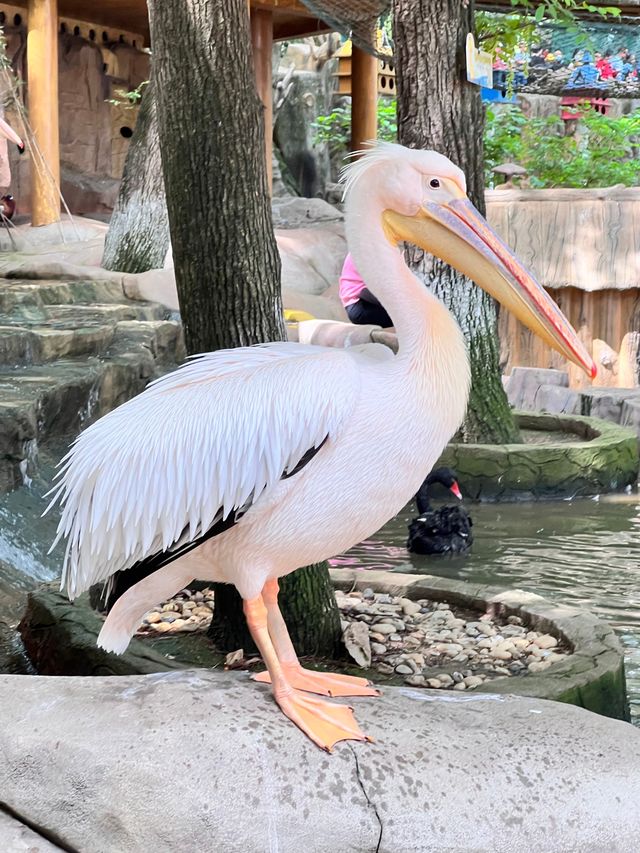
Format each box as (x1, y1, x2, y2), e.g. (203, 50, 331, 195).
(407, 467, 473, 556)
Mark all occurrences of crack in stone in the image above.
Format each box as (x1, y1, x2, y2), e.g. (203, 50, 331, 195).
(0, 800, 79, 853)
(348, 745, 383, 853)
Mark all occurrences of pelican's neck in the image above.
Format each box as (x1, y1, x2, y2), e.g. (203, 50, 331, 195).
(347, 212, 456, 358)
(347, 207, 471, 435)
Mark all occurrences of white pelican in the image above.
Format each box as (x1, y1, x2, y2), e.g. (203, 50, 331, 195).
(48, 143, 595, 751)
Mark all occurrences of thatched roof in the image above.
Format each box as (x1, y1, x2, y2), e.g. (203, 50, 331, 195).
(486, 186, 640, 292)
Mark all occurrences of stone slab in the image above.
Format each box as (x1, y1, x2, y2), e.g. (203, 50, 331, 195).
(505, 367, 569, 411)
(534, 382, 580, 415)
(0, 811, 62, 852)
(1, 671, 640, 853)
(580, 388, 640, 425)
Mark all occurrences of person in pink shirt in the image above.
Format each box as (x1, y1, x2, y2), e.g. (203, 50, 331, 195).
(338, 253, 393, 327)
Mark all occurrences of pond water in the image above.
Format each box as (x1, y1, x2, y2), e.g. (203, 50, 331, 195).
(331, 493, 640, 724)
(2, 447, 640, 724)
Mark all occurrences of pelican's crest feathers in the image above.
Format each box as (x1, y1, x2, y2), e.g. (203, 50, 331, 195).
(340, 140, 407, 201)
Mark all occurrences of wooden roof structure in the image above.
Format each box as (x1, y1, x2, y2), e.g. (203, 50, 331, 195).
(1, 0, 332, 45)
(11, 0, 338, 226)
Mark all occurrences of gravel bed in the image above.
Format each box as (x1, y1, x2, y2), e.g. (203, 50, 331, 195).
(136, 586, 571, 691)
(337, 588, 570, 690)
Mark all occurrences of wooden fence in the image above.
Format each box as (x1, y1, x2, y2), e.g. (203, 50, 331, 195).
(486, 187, 640, 388)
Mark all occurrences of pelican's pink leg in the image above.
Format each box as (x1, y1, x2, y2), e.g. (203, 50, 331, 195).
(252, 579, 380, 698)
(243, 595, 372, 751)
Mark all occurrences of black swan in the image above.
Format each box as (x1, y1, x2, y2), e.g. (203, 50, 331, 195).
(407, 467, 473, 556)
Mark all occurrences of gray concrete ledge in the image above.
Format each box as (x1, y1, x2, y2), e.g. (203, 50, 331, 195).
(331, 569, 629, 721)
(1, 670, 639, 853)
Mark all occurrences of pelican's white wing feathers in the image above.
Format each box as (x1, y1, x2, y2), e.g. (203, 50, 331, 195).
(47, 342, 365, 598)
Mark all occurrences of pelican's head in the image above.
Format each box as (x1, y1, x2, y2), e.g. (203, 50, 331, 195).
(343, 143, 595, 378)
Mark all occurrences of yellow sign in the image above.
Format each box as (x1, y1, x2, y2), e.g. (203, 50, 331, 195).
(466, 34, 493, 89)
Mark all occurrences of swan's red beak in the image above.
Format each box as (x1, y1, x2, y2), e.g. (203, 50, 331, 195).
(382, 187, 596, 379)
(449, 481, 462, 501)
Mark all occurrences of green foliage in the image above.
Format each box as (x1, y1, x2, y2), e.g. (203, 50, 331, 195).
(312, 98, 397, 154)
(106, 80, 149, 110)
(484, 105, 640, 188)
(477, 2, 621, 61)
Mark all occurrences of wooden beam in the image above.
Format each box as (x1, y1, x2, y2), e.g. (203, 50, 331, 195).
(250, 8, 273, 191)
(350, 46, 377, 152)
(27, 0, 60, 225)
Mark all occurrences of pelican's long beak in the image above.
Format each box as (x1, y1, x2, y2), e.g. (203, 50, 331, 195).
(383, 192, 596, 378)
(0, 116, 23, 149)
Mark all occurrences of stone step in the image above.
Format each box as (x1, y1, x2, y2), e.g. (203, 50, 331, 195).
(0, 324, 116, 366)
(0, 303, 176, 366)
(0, 278, 129, 314)
(0, 320, 184, 492)
(2, 301, 167, 328)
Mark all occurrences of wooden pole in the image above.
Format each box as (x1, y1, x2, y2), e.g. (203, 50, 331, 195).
(27, 0, 60, 226)
(351, 46, 378, 152)
(250, 8, 273, 191)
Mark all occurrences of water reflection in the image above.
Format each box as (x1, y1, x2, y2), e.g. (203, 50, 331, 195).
(331, 497, 640, 724)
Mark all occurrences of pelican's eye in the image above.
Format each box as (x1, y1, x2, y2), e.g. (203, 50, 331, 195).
(429, 178, 441, 189)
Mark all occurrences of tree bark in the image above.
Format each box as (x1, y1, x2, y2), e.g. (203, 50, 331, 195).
(147, 0, 341, 657)
(393, 0, 520, 444)
(102, 76, 170, 274)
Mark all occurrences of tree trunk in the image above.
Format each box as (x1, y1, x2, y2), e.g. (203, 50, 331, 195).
(393, 0, 520, 444)
(102, 76, 170, 274)
(147, 0, 341, 657)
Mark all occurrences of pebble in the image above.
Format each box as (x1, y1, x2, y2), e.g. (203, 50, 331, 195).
(395, 664, 413, 675)
(405, 674, 426, 687)
(371, 643, 387, 655)
(400, 599, 422, 617)
(146, 611, 161, 624)
(372, 623, 396, 636)
(536, 634, 558, 650)
(453, 682, 467, 691)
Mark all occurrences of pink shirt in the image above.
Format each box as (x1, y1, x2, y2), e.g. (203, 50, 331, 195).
(338, 253, 366, 307)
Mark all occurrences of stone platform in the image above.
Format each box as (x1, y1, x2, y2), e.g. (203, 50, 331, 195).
(1, 670, 639, 852)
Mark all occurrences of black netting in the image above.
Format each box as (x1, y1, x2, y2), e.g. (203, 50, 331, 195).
(299, 0, 392, 57)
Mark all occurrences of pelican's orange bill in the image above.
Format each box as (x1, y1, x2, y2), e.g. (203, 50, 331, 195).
(383, 194, 596, 379)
